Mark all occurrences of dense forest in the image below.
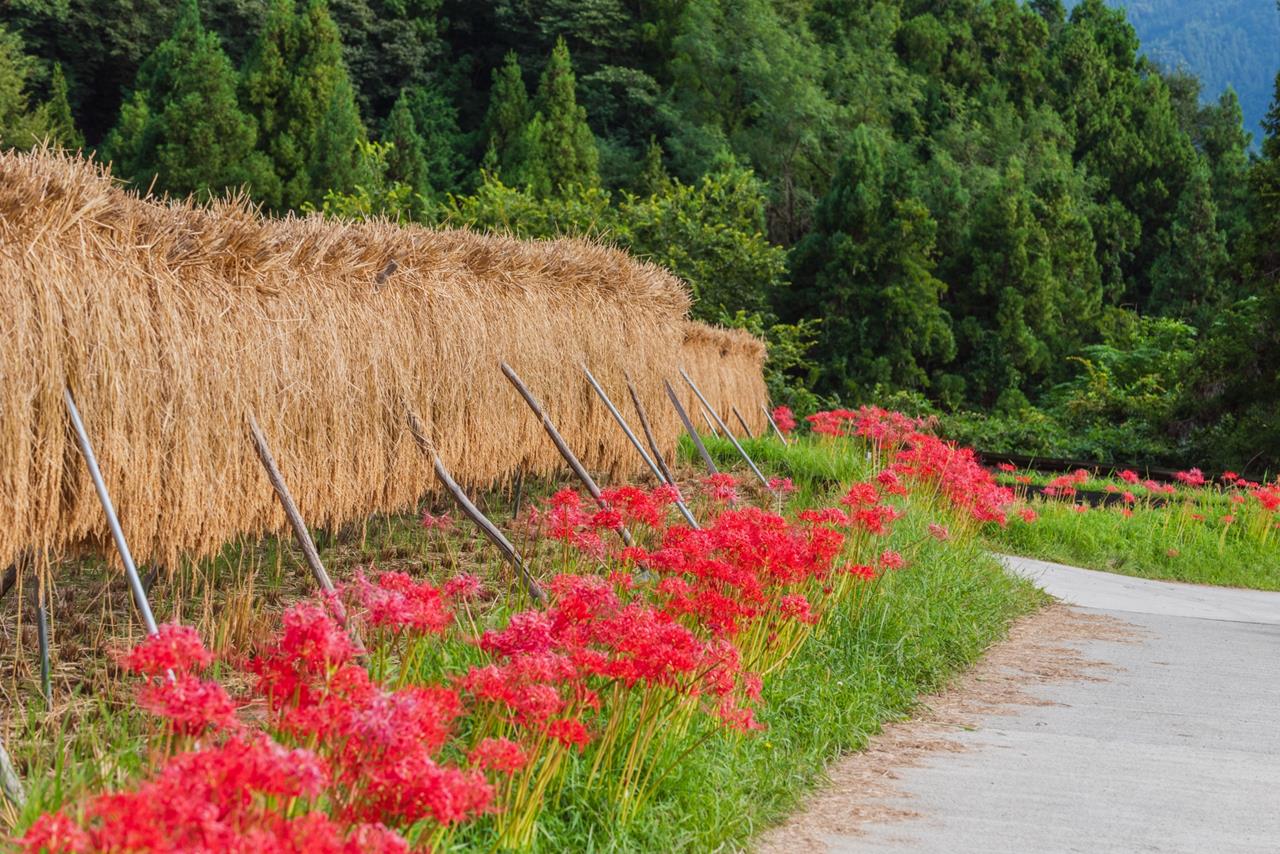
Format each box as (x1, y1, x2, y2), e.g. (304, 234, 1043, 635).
(1093, 0, 1280, 140)
(0, 0, 1278, 472)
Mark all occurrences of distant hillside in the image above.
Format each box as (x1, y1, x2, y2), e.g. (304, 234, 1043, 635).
(1100, 0, 1280, 141)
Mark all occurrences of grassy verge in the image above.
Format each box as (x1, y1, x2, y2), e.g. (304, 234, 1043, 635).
(989, 500, 1280, 590)
(4, 435, 1040, 851)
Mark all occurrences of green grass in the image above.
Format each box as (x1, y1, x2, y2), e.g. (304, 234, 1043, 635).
(989, 499, 1280, 590)
(4, 437, 1041, 851)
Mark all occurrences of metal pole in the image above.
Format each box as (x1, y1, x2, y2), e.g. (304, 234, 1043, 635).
(246, 413, 338, 598)
(406, 410, 545, 605)
(762, 404, 790, 446)
(665, 380, 718, 474)
(583, 366, 699, 529)
(64, 388, 159, 635)
(0, 729, 24, 809)
(679, 369, 774, 493)
(501, 362, 633, 547)
(732, 405, 755, 439)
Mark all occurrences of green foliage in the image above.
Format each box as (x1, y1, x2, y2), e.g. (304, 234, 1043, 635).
(313, 139, 417, 222)
(444, 161, 786, 325)
(101, 1, 276, 200)
(380, 90, 430, 206)
(481, 39, 599, 196)
(0, 25, 59, 150)
(787, 125, 954, 397)
(240, 0, 366, 210)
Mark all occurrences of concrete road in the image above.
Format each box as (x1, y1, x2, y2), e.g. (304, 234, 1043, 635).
(818, 554, 1280, 854)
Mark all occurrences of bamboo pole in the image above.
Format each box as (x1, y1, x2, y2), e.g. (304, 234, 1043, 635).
(679, 369, 773, 493)
(732, 405, 754, 439)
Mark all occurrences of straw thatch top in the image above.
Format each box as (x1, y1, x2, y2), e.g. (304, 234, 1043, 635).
(0, 149, 691, 314)
(683, 322, 768, 364)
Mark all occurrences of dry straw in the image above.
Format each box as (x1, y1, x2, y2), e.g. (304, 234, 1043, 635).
(0, 149, 768, 574)
(679, 322, 770, 437)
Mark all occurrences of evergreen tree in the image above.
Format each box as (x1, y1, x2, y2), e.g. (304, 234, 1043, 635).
(402, 83, 467, 195)
(483, 52, 531, 169)
(43, 63, 83, 149)
(241, 0, 366, 210)
(0, 25, 52, 150)
(100, 1, 275, 199)
(1148, 160, 1228, 318)
(786, 126, 955, 396)
(531, 37, 599, 192)
(381, 89, 430, 204)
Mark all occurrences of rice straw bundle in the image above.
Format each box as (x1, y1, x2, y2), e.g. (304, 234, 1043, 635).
(0, 149, 702, 573)
(679, 322, 770, 437)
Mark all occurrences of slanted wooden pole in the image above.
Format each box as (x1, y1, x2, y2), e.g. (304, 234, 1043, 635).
(583, 366, 698, 529)
(510, 466, 525, 521)
(406, 410, 545, 605)
(699, 409, 720, 437)
(665, 380, 718, 474)
(679, 369, 774, 493)
(732, 405, 754, 439)
(501, 362, 633, 547)
(64, 388, 159, 635)
(33, 559, 51, 710)
(246, 413, 338, 599)
(0, 727, 24, 809)
(624, 373, 678, 486)
(762, 404, 790, 446)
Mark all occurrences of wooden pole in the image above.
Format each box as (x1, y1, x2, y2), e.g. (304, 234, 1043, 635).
(405, 410, 545, 605)
(0, 728, 24, 809)
(501, 362, 633, 547)
(762, 404, 790, 446)
(665, 380, 718, 474)
(33, 558, 51, 710)
(679, 369, 774, 493)
(64, 388, 160, 635)
(624, 372, 678, 486)
(246, 413, 338, 599)
(732, 405, 755, 439)
(584, 366, 698, 529)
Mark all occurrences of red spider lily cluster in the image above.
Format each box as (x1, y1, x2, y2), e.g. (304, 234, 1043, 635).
(771, 406, 796, 434)
(23, 408, 1033, 853)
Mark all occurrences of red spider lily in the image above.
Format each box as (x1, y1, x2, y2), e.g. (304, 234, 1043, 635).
(1072, 504, 1089, 513)
(600, 485, 666, 528)
(1175, 468, 1206, 487)
(1166, 548, 1180, 558)
(116, 623, 212, 677)
(348, 571, 452, 636)
(1119, 508, 1133, 518)
(1222, 471, 1240, 483)
(420, 510, 454, 531)
(1122, 492, 1137, 505)
(701, 473, 740, 506)
(769, 476, 797, 496)
(18, 736, 395, 854)
(997, 462, 1016, 472)
(136, 673, 238, 735)
(875, 469, 909, 496)
(250, 603, 360, 710)
(444, 572, 484, 600)
(878, 550, 905, 571)
(1118, 470, 1140, 484)
(771, 406, 797, 434)
(1018, 508, 1038, 523)
(546, 718, 592, 750)
(1221, 514, 1236, 526)
(469, 737, 530, 774)
(779, 594, 818, 625)
(927, 523, 951, 541)
(839, 482, 880, 508)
